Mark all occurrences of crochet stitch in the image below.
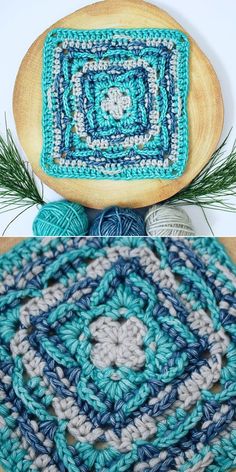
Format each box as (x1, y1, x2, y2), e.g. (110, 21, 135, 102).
(41, 28, 189, 180)
(0, 237, 236, 472)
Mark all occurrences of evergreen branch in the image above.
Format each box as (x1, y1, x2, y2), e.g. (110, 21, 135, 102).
(168, 131, 236, 210)
(0, 125, 45, 214)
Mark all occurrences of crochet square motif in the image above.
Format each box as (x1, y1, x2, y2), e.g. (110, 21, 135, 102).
(0, 237, 236, 472)
(41, 28, 190, 180)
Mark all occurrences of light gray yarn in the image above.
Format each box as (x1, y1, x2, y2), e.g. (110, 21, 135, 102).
(145, 204, 195, 237)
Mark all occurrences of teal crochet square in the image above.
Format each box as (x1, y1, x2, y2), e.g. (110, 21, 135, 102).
(41, 28, 190, 180)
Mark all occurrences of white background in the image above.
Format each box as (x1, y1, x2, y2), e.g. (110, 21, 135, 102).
(0, 0, 236, 236)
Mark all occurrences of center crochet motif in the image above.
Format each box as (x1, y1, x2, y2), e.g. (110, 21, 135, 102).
(90, 316, 147, 370)
(41, 28, 190, 180)
(0, 237, 236, 472)
(100, 87, 132, 120)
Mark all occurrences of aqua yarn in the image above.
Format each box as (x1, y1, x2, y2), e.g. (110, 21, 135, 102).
(89, 206, 145, 236)
(32, 200, 88, 236)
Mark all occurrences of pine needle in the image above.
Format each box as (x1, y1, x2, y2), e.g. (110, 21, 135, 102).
(0, 125, 45, 214)
(169, 131, 236, 211)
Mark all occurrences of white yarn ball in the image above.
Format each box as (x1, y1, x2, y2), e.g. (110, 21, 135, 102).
(145, 204, 195, 237)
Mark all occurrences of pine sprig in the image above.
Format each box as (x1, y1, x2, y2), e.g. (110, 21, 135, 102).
(169, 132, 236, 211)
(0, 125, 45, 214)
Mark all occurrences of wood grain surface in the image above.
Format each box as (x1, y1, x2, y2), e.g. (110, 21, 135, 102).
(13, 0, 224, 209)
(0, 237, 235, 259)
(0, 236, 235, 472)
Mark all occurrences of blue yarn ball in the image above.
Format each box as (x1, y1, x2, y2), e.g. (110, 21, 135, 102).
(89, 206, 145, 236)
(33, 201, 88, 236)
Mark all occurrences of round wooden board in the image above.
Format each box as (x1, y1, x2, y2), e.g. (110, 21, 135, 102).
(13, 0, 224, 209)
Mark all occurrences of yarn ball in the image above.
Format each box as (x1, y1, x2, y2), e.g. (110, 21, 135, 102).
(32, 200, 88, 236)
(89, 206, 145, 236)
(145, 204, 195, 236)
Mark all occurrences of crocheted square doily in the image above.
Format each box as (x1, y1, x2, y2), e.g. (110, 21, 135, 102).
(41, 29, 189, 180)
(0, 237, 236, 472)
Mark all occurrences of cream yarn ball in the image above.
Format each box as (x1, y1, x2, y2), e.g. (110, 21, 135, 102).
(145, 204, 195, 237)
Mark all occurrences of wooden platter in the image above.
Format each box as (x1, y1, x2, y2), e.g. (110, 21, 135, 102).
(13, 0, 224, 208)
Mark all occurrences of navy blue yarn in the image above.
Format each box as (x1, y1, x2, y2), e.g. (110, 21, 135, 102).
(89, 207, 145, 236)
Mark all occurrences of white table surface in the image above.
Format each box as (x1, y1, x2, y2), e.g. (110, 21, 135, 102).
(0, 0, 236, 236)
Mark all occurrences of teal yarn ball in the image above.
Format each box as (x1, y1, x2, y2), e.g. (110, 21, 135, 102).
(89, 206, 145, 236)
(33, 201, 88, 236)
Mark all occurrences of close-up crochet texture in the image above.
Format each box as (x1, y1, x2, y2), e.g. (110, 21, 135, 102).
(41, 28, 189, 180)
(0, 237, 236, 472)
